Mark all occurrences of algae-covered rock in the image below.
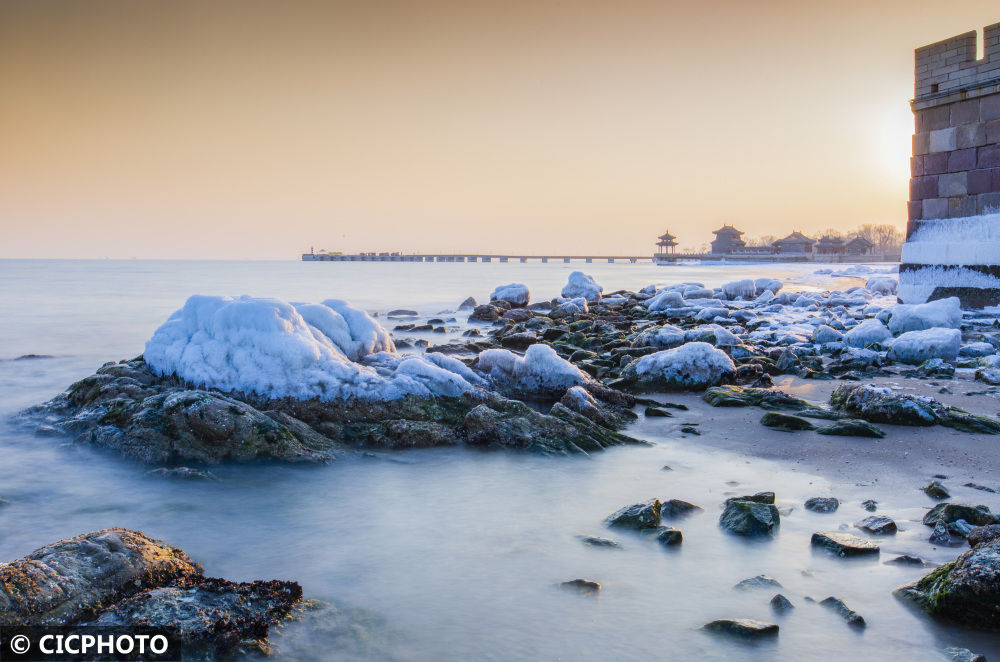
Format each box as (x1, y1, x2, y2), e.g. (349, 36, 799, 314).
(702, 618, 779, 638)
(830, 384, 1000, 433)
(605, 499, 661, 529)
(719, 500, 780, 536)
(702, 385, 808, 409)
(895, 536, 1000, 631)
(761, 412, 816, 431)
(923, 503, 999, 528)
(815, 419, 886, 438)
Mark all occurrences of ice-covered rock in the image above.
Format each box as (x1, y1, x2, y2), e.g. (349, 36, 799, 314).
(888, 328, 962, 364)
(620, 342, 736, 391)
(551, 297, 588, 318)
(812, 325, 844, 344)
(866, 276, 897, 296)
(561, 271, 603, 303)
(490, 283, 530, 307)
(476, 344, 588, 397)
(888, 297, 962, 334)
(633, 324, 686, 349)
(844, 319, 892, 347)
(722, 279, 757, 300)
(646, 290, 686, 311)
(684, 324, 741, 347)
(144, 295, 477, 402)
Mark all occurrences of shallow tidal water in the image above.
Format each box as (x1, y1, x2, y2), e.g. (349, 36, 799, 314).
(2, 258, 996, 661)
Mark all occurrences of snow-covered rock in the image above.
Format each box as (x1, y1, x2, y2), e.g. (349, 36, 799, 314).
(888, 328, 962, 364)
(844, 319, 892, 347)
(561, 271, 603, 303)
(888, 297, 962, 334)
(646, 290, 686, 311)
(475, 344, 588, 397)
(633, 324, 686, 349)
(490, 283, 530, 306)
(685, 324, 741, 347)
(144, 295, 477, 401)
(866, 276, 897, 296)
(959, 342, 995, 358)
(622, 342, 736, 390)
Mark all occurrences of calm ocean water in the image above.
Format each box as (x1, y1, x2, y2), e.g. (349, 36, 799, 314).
(4, 258, 992, 662)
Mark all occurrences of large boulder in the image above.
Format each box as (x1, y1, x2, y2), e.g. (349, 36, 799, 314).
(895, 536, 1000, 631)
(888, 297, 962, 334)
(0, 529, 301, 655)
(829, 384, 1000, 433)
(888, 328, 962, 364)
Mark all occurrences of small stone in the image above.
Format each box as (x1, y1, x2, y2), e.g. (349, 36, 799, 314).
(145, 467, 218, 481)
(924, 480, 951, 499)
(819, 597, 866, 628)
(855, 515, 897, 536)
(885, 555, 929, 567)
(702, 618, 779, 639)
(457, 297, 477, 310)
(661, 464, 673, 471)
(811, 531, 880, 557)
(561, 579, 600, 594)
(770, 594, 794, 613)
(680, 426, 701, 435)
(964, 482, 998, 493)
(578, 536, 620, 548)
(804, 497, 839, 513)
(861, 499, 878, 512)
(733, 575, 782, 591)
(655, 527, 683, 546)
(644, 406, 674, 417)
(720, 500, 780, 537)
(760, 411, 816, 431)
(605, 499, 661, 529)
(661, 499, 703, 518)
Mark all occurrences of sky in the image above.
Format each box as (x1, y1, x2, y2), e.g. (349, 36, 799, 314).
(2, 0, 999, 259)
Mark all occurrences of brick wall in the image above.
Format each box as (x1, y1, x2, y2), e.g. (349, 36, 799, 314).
(909, 23, 1000, 232)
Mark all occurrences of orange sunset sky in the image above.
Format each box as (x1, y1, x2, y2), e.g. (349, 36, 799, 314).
(2, 0, 999, 259)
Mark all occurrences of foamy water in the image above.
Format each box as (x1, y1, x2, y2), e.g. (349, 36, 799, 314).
(4, 258, 992, 662)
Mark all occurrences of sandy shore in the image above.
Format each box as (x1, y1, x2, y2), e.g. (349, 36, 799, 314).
(636, 372, 1000, 496)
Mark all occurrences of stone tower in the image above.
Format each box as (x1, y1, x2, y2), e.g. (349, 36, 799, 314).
(900, 23, 1000, 306)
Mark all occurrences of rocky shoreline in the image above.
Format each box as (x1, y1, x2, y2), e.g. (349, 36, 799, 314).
(9, 270, 1000, 657)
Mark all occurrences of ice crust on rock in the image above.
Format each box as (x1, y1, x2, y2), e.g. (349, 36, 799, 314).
(646, 290, 686, 311)
(888, 297, 962, 334)
(476, 343, 589, 396)
(844, 319, 892, 347)
(722, 279, 757, 300)
(144, 295, 479, 402)
(490, 283, 530, 306)
(561, 271, 603, 303)
(888, 328, 962, 364)
(633, 324, 686, 349)
(866, 276, 897, 296)
(631, 342, 736, 389)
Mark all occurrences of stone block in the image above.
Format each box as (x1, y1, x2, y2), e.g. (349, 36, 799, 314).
(947, 148, 977, 171)
(978, 192, 1000, 214)
(910, 175, 938, 200)
(948, 196, 978, 218)
(917, 105, 952, 132)
(981, 94, 1000, 122)
(929, 127, 957, 152)
(956, 122, 987, 149)
(923, 152, 949, 175)
(978, 144, 1000, 168)
(968, 168, 993, 195)
(938, 172, 968, 197)
(908, 201, 922, 222)
(987, 119, 1000, 144)
(922, 197, 949, 219)
(913, 132, 931, 156)
(911, 156, 923, 176)
(951, 98, 981, 125)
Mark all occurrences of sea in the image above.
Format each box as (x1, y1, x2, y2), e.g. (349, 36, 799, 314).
(2, 258, 995, 662)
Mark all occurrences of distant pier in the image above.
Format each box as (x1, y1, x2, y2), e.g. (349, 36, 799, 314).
(301, 252, 897, 264)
